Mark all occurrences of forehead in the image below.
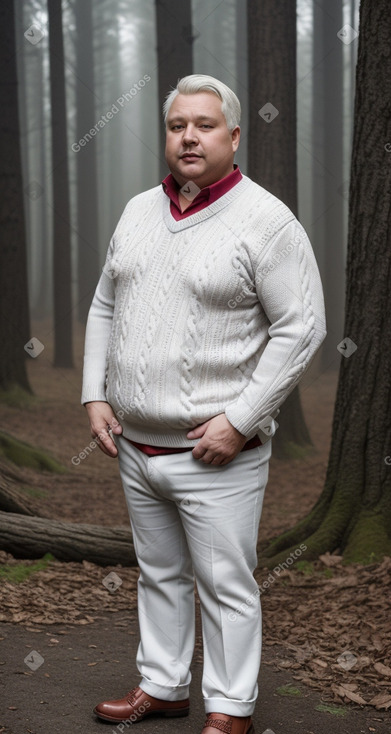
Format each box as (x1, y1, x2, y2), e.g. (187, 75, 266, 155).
(167, 92, 224, 120)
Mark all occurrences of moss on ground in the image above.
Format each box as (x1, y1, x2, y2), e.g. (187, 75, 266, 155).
(315, 704, 348, 717)
(18, 484, 48, 499)
(0, 553, 55, 583)
(276, 684, 302, 697)
(342, 510, 391, 564)
(0, 386, 36, 409)
(0, 431, 66, 473)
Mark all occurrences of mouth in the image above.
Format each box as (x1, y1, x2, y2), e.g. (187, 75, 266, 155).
(180, 153, 202, 160)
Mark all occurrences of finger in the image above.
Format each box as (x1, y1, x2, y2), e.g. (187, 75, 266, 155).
(94, 426, 118, 457)
(198, 450, 220, 464)
(110, 420, 123, 434)
(109, 415, 123, 433)
(192, 446, 206, 460)
(210, 455, 225, 465)
(97, 436, 118, 457)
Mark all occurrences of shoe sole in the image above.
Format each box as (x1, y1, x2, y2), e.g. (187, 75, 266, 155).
(93, 706, 190, 723)
(202, 721, 255, 733)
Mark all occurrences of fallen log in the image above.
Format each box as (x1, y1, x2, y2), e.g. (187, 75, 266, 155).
(0, 459, 50, 516)
(0, 512, 137, 566)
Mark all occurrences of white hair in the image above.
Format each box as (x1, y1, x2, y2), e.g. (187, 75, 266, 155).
(163, 74, 241, 132)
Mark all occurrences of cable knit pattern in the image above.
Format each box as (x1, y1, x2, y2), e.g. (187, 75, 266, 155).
(81, 175, 326, 447)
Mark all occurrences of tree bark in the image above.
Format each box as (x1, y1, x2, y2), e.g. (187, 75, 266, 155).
(0, 482, 38, 516)
(0, 0, 31, 393)
(247, 0, 313, 459)
(48, 0, 74, 367)
(0, 512, 136, 566)
(261, 0, 391, 566)
(155, 0, 193, 181)
(312, 0, 345, 368)
(74, 0, 100, 323)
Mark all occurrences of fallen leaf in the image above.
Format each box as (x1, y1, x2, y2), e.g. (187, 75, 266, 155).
(318, 553, 343, 567)
(374, 662, 391, 677)
(368, 693, 391, 709)
(336, 686, 366, 705)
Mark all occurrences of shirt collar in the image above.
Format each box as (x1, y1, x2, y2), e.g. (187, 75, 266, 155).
(162, 164, 242, 214)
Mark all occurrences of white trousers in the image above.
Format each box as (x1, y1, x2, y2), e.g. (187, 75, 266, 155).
(115, 434, 271, 717)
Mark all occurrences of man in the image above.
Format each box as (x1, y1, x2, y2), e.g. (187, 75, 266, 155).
(82, 74, 326, 734)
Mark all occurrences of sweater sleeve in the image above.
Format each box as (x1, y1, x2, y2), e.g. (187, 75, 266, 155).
(80, 240, 117, 405)
(224, 218, 327, 439)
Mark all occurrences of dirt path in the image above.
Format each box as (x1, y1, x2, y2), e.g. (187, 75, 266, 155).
(0, 612, 389, 734)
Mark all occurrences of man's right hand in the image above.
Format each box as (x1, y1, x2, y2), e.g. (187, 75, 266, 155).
(84, 401, 123, 457)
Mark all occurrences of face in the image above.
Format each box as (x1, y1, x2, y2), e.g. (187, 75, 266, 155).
(165, 92, 240, 189)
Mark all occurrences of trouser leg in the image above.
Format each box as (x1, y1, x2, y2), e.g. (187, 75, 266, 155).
(116, 436, 195, 701)
(143, 442, 271, 717)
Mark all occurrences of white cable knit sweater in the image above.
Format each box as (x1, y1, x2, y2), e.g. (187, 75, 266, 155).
(81, 175, 326, 447)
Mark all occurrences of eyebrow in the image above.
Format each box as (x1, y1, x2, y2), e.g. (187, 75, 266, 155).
(167, 115, 219, 124)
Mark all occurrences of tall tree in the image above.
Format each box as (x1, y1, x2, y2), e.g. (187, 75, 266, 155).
(312, 0, 345, 368)
(155, 0, 193, 181)
(247, 0, 314, 459)
(0, 0, 31, 393)
(48, 0, 74, 367)
(262, 0, 391, 566)
(73, 0, 100, 322)
(15, 0, 52, 320)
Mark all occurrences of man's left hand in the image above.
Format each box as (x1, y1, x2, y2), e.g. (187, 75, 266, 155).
(186, 413, 247, 465)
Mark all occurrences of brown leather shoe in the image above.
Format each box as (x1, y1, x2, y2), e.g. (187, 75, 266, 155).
(93, 685, 190, 723)
(202, 712, 255, 734)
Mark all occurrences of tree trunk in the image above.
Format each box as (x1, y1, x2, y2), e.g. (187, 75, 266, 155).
(48, 0, 74, 367)
(0, 479, 39, 516)
(312, 0, 345, 369)
(155, 0, 193, 181)
(0, 512, 136, 566)
(0, 0, 32, 393)
(74, 0, 100, 323)
(260, 0, 391, 567)
(247, 0, 313, 459)
(235, 0, 248, 174)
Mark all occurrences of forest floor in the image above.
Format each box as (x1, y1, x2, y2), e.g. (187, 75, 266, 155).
(0, 321, 390, 733)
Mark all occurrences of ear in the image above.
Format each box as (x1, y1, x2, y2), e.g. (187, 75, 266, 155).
(231, 125, 241, 152)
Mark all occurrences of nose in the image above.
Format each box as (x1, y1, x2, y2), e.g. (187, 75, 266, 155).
(182, 124, 198, 146)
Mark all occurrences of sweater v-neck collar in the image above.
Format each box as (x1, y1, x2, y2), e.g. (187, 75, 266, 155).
(162, 175, 253, 232)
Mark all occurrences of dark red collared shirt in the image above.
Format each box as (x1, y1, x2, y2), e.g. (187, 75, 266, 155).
(162, 164, 242, 220)
(125, 164, 262, 456)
